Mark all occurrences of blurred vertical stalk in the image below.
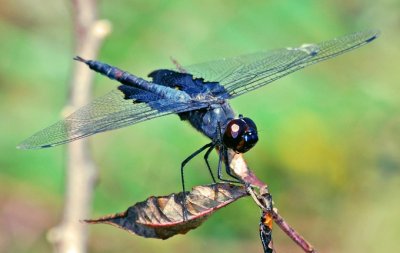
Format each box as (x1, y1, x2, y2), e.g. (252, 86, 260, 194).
(47, 1, 111, 252)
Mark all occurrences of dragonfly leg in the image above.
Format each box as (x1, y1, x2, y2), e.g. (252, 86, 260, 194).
(203, 143, 217, 183)
(180, 142, 213, 220)
(215, 121, 242, 184)
(216, 146, 242, 184)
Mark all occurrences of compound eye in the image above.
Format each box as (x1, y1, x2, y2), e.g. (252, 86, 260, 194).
(223, 117, 258, 153)
(241, 117, 257, 131)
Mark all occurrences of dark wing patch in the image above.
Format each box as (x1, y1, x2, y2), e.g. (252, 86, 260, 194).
(149, 69, 228, 98)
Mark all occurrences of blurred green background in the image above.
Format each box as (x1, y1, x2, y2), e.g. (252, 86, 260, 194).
(1, 0, 399, 252)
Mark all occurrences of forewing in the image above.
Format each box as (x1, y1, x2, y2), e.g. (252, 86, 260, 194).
(183, 30, 379, 98)
(18, 89, 208, 149)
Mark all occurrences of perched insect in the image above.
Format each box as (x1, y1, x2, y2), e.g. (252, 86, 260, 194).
(259, 193, 274, 253)
(18, 30, 379, 198)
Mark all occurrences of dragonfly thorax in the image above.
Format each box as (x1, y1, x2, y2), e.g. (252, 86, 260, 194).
(223, 115, 258, 153)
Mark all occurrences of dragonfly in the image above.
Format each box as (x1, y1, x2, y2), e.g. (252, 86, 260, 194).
(18, 30, 379, 198)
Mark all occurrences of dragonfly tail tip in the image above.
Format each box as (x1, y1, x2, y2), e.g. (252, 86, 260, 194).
(73, 56, 87, 63)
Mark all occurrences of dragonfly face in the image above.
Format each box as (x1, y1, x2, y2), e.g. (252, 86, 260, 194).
(223, 116, 258, 153)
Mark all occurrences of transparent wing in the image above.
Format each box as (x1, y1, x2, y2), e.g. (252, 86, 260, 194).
(18, 89, 208, 149)
(183, 30, 379, 98)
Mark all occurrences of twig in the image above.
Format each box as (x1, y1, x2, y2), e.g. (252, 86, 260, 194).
(230, 152, 317, 253)
(170, 56, 187, 73)
(272, 210, 317, 253)
(46, 1, 111, 253)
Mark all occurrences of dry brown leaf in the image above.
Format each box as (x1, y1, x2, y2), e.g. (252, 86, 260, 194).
(85, 183, 248, 239)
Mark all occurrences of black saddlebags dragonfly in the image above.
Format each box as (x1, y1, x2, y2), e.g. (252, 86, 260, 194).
(18, 30, 379, 194)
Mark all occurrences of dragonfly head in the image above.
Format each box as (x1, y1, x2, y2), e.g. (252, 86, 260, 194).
(223, 115, 258, 153)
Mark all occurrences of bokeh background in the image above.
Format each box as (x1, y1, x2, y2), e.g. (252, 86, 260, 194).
(1, 0, 399, 253)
